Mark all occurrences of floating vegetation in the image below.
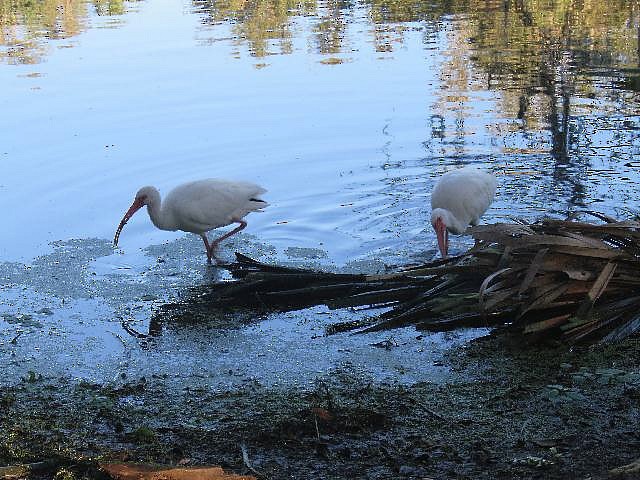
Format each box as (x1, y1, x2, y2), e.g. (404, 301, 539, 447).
(209, 213, 640, 344)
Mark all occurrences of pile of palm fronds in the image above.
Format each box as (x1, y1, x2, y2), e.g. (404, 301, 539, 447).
(207, 213, 640, 343)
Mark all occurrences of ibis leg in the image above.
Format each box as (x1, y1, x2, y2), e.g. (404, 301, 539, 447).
(208, 220, 248, 261)
(201, 234, 213, 264)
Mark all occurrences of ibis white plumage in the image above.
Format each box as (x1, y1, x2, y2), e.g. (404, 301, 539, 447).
(114, 179, 268, 263)
(430, 167, 497, 258)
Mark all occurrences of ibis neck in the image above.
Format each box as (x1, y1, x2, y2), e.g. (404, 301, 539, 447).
(145, 190, 174, 231)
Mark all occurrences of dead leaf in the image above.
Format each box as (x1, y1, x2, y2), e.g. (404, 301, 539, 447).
(575, 262, 617, 317)
(518, 248, 548, 295)
(100, 463, 255, 480)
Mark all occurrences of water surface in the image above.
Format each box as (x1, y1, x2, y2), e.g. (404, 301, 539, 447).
(1, 0, 639, 384)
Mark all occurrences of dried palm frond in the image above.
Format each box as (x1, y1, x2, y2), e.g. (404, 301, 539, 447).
(204, 213, 640, 344)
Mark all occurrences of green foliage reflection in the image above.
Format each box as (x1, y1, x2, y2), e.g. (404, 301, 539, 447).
(0, 0, 131, 64)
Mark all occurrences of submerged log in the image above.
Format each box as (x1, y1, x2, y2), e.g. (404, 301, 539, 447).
(198, 215, 640, 343)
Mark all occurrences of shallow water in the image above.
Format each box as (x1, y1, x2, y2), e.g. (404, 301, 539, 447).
(1, 0, 639, 384)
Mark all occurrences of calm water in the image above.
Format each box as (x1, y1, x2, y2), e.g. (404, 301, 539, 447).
(1, 0, 639, 383)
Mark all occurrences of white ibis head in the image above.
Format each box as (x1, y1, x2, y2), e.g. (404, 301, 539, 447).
(431, 211, 449, 258)
(113, 186, 160, 247)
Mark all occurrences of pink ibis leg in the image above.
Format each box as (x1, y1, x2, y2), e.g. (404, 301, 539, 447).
(200, 234, 213, 264)
(208, 219, 248, 262)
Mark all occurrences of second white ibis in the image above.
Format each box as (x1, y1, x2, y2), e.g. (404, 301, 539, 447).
(430, 166, 497, 258)
(114, 178, 268, 263)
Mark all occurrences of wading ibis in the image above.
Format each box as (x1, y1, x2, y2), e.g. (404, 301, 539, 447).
(114, 179, 268, 263)
(430, 167, 497, 258)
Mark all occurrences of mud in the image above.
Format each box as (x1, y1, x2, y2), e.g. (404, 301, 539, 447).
(1, 333, 639, 479)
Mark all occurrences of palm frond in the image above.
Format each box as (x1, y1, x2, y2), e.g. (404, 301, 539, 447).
(202, 215, 640, 343)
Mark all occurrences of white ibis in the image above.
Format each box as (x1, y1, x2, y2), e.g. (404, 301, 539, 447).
(430, 167, 497, 258)
(114, 179, 268, 263)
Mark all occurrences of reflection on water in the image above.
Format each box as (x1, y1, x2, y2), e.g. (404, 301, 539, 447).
(4, 0, 639, 70)
(193, 0, 314, 57)
(190, 0, 640, 214)
(192, 0, 640, 66)
(0, 0, 134, 64)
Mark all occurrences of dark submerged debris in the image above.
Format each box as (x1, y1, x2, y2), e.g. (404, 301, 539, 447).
(209, 214, 640, 344)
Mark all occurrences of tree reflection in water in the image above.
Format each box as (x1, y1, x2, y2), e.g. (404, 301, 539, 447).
(0, 0, 130, 64)
(2, 0, 639, 216)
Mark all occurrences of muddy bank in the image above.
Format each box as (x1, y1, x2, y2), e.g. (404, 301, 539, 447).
(1, 331, 639, 479)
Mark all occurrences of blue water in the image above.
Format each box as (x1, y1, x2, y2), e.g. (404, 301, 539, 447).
(2, 0, 637, 265)
(1, 0, 639, 384)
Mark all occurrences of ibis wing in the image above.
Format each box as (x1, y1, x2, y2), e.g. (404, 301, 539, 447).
(165, 179, 267, 233)
(462, 175, 497, 225)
